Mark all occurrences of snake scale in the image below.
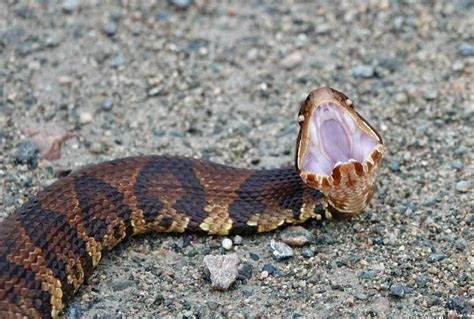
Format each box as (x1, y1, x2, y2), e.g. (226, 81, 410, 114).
(0, 88, 383, 318)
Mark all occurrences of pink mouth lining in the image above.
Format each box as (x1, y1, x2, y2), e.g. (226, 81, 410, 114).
(302, 103, 377, 176)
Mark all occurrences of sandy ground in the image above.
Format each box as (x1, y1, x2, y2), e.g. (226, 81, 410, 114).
(1, 1, 472, 318)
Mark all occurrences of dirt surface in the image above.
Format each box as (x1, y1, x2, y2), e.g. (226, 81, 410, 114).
(1, 1, 472, 318)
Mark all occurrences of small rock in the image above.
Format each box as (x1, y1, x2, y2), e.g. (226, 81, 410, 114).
(79, 112, 93, 125)
(111, 279, 135, 291)
(388, 161, 400, 172)
(171, 0, 191, 9)
(358, 270, 377, 280)
(270, 240, 293, 260)
(389, 283, 406, 298)
(147, 86, 163, 97)
(451, 160, 463, 170)
(249, 252, 259, 261)
(280, 226, 314, 246)
(66, 304, 82, 318)
(27, 124, 73, 161)
(262, 263, 282, 277)
(111, 54, 125, 68)
(458, 43, 474, 57)
(281, 52, 303, 69)
(103, 21, 118, 37)
(454, 239, 466, 251)
(416, 274, 429, 288)
(238, 263, 253, 280)
(445, 296, 468, 313)
(345, 297, 355, 307)
(452, 60, 465, 71)
(351, 65, 375, 78)
(221, 238, 233, 250)
(100, 99, 113, 111)
(301, 247, 315, 258)
(15, 139, 39, 168)
(203, 254, 239, 290)
(370, 297, 390, 315)
(377, 56, 402, 72)
(394, 92, 408, 104)
(355, 293, 368, 300)
(423, 90, 438, 100)
(62, 0, 80, 13)
(233, 235, 243, 245)
(455, 180, 470, 193)
(46, 33, 63, 47)
(469, 298, 474, 307)
(58, 75, 73, 86)
(427, 253, 446, 263)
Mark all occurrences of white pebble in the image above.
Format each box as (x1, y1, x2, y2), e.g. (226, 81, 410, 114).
(221, 238, 233, 250)
(79, 112, 93, 125)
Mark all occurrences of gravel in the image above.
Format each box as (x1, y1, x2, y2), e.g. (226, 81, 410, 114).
(1, 1, 472, 318)
(203, 254, 240, 291)
(270, 240, 294, 260)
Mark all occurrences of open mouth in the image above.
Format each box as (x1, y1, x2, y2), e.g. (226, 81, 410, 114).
(295, 87, 384, 215)
(302, 102, 379, 176)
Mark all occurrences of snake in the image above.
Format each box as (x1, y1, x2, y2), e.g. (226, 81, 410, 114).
(0, 87, 384, 318)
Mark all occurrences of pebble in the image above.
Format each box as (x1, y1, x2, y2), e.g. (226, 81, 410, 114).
(445, 296, 468, 313)
(301, 247, 315, 258)
(110, 54, 125, 68)
(261, 263, 282, 277)
(358, 270, 376, 280)
(15, 140, 39, 168)
(455, 180, 470, 193)
(100, 99, 113, 111)
(458, 43, 474, 57)
(221, 238, 233, 250)
(238, 263, 253, 280)
(454, 239, 466, 251)
(103, 21, 118, 37)
(416, 274, 429, 288)
(451, 160, 463, 170)
(423, 90, 438, 100)
(345, 297, 355, 307)
(203, 254, 239, 290)
(389, 283, 406, 298)
(249, 252, 260, 261)
(111, 279, 135, 291)
(62, 0, 80, 12)
(171, 0, 191, 9)
(427, 253, 446, 263)
(270, 240, 293, 260)
(79, 112, 93, 125)
(281, 52, 303, 69)
(351, 65, 375, 78)
(233, 235, 243, 245)
(370, 297, 390, 315)
(388, 161, 400, 172)
(280, 226, 314, 246)
(147, 86, 163, 97)
(394, 92, 408, 104)
(66, 304, 82, 318)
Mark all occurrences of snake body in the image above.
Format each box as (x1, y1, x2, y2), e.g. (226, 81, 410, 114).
(0, 88, 383, 318)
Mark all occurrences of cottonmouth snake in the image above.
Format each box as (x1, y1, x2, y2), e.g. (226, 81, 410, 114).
(0, 87, 384, 318)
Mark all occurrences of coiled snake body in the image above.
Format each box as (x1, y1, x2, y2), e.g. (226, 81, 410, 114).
(0, 88, 383, 318)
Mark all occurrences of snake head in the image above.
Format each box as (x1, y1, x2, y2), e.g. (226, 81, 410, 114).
(295, 87, 384, 217)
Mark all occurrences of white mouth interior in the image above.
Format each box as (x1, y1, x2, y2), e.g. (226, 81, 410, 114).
(302, 103, 378, 176)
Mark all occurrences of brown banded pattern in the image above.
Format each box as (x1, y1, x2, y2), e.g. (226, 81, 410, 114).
(0, 87, 383, 318)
